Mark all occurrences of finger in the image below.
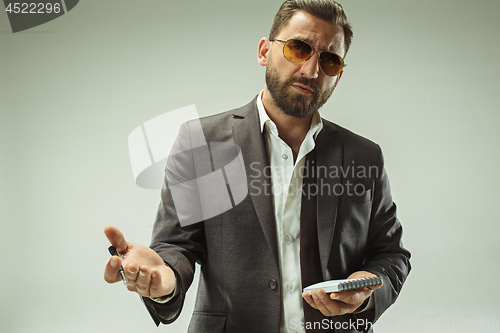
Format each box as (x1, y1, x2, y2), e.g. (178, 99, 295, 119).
(346, 271, 383, 290)
(104, 225, 129, 254)
(316, 290, 359, 316)
(149, 268, 168, 298)
(135, 266, 151, 296)
(124, 262, 140, 291)
(311, 290, 334, 316)
(302, 292, 318, 309)
(346, 270, 376, 280)
(104, 256, 122, 283)
(331, 289, 372, 305)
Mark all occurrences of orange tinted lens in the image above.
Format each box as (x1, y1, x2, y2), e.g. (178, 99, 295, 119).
(283, 39, 312, 62)
(319, 52, 343, 76)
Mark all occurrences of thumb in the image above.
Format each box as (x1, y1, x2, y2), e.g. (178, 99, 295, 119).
(104, 225, 129, 253)
(368, 280, 383, 290)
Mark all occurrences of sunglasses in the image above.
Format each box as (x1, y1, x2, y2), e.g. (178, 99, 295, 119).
(271, 38, 346, 77)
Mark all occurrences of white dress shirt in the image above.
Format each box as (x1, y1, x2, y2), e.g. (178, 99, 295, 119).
(257, 91, 323, 333)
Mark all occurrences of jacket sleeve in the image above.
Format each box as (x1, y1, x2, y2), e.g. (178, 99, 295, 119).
(352, 146, 411, 331)
(142, 121, 208, 325)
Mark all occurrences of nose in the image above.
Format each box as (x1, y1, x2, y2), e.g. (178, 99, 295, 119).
(300, 53, 319, 79)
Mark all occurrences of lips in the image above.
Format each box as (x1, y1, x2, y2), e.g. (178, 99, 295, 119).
(291, 83, 315, 95)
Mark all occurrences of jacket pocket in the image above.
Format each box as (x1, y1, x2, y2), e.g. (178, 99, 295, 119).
(188, 312, 227, 333)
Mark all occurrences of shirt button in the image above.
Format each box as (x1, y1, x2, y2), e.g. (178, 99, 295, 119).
(268, 279, 278, 290)
(287, 283, 294, 290)
(285, 235, 292, 242)
(282, 154, 288, 160)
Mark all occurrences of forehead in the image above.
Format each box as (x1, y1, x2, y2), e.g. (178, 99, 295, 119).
(277, 10, 345, 56)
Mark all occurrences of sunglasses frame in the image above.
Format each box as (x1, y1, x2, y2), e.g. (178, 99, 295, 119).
(270, 38, 346, 77)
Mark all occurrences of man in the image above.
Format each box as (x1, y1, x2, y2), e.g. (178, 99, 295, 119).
(104, 1, 410, 332)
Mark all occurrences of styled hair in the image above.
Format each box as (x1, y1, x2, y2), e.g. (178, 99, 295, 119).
(269, 0, 353, 55)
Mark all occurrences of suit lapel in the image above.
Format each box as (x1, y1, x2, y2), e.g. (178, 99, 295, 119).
(315, 120, 342, 280)
(232, 99, 279, 268)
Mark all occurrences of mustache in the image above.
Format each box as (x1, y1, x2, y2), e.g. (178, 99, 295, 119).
(285, 76, 319, 94)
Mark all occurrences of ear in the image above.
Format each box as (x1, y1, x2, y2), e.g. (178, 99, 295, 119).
(257, 38, 271, 67)
(333, 70, 343, 89)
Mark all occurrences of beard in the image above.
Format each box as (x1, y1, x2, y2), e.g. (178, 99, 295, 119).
(265, 62, 335, 119)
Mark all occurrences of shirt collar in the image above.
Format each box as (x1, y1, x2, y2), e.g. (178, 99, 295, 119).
(256, 90, 323, 139)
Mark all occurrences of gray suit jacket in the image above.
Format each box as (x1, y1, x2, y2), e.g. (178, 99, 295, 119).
(142, 97, 411, 332)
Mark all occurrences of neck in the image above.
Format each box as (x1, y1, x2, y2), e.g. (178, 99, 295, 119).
(261, 88, 313, 162)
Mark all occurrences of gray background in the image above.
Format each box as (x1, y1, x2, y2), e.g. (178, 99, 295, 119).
(1, 0, 499, 332)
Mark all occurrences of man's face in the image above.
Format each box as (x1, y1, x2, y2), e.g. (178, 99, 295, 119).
(265, 11, 346, 119)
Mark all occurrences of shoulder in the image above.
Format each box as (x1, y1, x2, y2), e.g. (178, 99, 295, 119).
(200, 97, 257, 125)
(184, 97, 258, 140)
(321, 118, 382, 162)
(322, 118, 379, 149)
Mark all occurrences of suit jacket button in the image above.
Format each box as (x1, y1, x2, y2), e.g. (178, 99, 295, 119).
(268, 279, 278, 290)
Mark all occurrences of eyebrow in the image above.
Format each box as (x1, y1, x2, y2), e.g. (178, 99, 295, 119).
(289, 36, 334, 53)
